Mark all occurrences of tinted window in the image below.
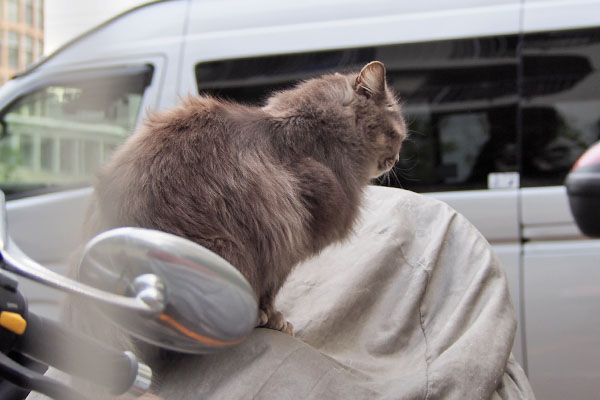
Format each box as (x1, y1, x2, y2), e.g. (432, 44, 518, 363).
(196, 49, 375, 104)
(521, 28, 600, 187)
(0, 66, 153, 197)
(196, 37, 519, 193)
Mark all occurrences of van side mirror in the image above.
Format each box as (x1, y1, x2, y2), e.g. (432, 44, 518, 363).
(565, 141, 600, 237)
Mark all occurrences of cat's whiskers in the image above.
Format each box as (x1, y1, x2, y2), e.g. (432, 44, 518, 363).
(389, 166, 402, 188)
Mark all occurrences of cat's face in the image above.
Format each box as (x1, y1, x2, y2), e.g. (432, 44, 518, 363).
(350, 61, 406, 179)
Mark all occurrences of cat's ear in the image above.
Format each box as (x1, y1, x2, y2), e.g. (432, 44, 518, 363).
(354, 61, 386, 100)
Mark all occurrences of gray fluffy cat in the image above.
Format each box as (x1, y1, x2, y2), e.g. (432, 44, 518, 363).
(72, 61, 406, 342)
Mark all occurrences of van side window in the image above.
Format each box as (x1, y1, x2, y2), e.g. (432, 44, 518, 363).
(0, 66, 153, 197)
(195, 37, 519, 193)
(521, 28, 600, 187)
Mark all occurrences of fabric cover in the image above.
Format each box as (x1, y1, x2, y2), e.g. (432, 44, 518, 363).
(153, 186, 535, 399)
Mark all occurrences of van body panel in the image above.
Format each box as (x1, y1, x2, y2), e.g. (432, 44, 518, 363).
(523, 240, 600, 399)
(520, 186, 582, 240)
(6, 188, 91, 262)
(429, 190, 519, 242)
(523, 0, 600, 33)
(183, 0, 521, 80)
(188, 0, 520, 36)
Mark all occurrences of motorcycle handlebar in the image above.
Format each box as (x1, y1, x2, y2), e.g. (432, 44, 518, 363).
(17, 311, 151, 397)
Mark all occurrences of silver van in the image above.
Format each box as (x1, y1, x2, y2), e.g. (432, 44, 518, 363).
(1, 1, 599, 398)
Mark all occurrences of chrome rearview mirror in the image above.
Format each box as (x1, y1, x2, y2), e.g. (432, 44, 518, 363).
(0, 191, 257, 354)
(78, 227, 258, 354)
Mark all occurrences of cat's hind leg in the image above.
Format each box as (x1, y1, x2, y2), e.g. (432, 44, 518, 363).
(258, 295, 294, 336)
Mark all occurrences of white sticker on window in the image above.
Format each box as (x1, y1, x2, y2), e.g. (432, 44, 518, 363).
(488, 172, 520, 189)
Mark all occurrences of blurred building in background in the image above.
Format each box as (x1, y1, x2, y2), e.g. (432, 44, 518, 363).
(0, 0, 44, 85)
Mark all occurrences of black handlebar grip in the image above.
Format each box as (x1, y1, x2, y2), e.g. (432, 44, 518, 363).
(17, 312, 140, 395)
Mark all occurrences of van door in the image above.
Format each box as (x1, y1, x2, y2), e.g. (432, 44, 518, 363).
(2, 57, 163, 319)
(519, 5, 600, 398)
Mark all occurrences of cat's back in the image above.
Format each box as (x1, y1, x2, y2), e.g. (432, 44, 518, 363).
(97, 94, 306, 243)
(143, 95, 260, 149)
(104, 95, 270, 184)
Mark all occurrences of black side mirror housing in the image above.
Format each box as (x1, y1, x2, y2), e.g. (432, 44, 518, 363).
(565, 141, 600, 237)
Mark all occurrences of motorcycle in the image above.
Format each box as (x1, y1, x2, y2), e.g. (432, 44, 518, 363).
(0, 189, 258, 399)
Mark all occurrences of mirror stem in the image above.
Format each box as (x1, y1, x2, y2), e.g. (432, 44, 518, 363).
(0, 241, 163, 316)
